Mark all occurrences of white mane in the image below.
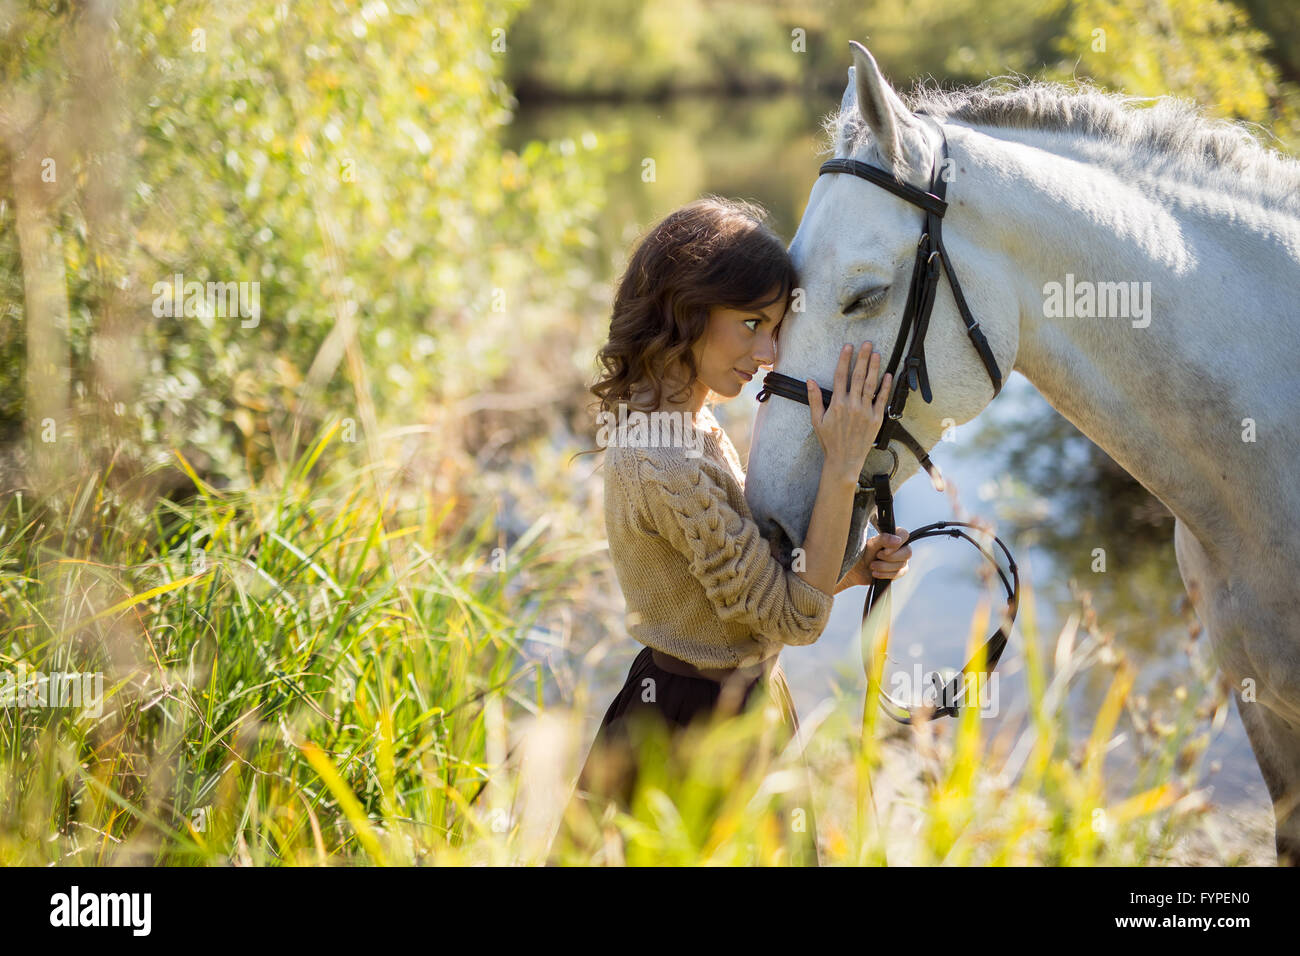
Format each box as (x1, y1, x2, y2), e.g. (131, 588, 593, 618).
(821, 77, 1300, 212)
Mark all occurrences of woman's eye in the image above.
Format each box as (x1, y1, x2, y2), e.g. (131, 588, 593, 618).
(845, 287, 888, 315)
(744, 318, 761, 331)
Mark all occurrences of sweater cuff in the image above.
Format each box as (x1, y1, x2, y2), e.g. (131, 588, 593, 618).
(787, 569, 834, 619)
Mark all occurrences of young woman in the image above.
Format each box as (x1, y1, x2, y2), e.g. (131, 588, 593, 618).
(562, 196, 911, 865)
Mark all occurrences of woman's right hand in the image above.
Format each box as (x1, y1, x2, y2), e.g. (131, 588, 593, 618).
(806, 342, 892, 485)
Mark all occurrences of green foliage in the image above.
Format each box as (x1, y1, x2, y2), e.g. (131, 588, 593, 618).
(509, 0, 802, 98)
(0, 443, 1226, 863)
(1, 0, 608, 487)
(0, 198, 20, 439)
(0, 424, 584, 864)
(841, 0, 1072, 83)
(508, 0, 1073, 98)
(1235, 0, 1300, 81)
(507, 0, 1299, 147)
(1054, 0, 1298, 144)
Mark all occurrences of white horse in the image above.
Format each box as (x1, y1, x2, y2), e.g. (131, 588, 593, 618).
(744, 41, 1300, 865)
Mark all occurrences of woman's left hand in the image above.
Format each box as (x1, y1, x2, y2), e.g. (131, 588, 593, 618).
(843, 528, 912, 588)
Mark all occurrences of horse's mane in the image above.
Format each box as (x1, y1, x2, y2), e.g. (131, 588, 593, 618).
(823, 76, 1300, 210)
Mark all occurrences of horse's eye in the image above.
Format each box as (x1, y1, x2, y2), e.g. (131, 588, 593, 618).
(844, 286, 889, 315)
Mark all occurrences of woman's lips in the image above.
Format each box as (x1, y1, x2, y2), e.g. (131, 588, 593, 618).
(736, 369, 753, 383)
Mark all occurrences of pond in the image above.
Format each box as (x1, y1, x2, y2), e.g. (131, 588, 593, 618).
(506, 91, 1269, 818)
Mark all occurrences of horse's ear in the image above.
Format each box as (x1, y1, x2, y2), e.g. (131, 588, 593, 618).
(849, 41, 921, 174)
(835, 66, 858, 154)
(840, 65, 858, 117)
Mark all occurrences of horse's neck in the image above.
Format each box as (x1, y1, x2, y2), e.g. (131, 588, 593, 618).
(956, 124, 1300, 555)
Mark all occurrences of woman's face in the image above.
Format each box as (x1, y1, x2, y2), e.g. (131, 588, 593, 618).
(688, 290, 785, 400)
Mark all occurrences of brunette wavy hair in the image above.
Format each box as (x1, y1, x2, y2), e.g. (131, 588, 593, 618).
(587, 196, 796, 428)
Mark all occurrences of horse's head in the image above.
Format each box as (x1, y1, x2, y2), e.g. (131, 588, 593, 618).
(747, 42, 1018, 581)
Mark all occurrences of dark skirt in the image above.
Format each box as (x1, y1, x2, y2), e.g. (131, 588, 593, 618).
(553, 645, 820, 865)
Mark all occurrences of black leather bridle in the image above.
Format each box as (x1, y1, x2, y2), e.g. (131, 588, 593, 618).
(756, 113, 1020, 724)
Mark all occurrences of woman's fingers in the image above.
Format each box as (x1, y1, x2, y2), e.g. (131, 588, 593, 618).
(814, 343, 886, 466)
(872, 545, 912, 568)
(870, 527, 911, 577)
(873, 370, 893, 419)
(833, 343, 852, 398)
(850, 341, 873, 399)
(878, 527, 910, 551)
(870, 561, 909, 580)
(806, 377, 824, 426)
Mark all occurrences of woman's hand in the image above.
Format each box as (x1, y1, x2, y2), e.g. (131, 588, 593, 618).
(807, 342, 892, 486)
(792, 342, 895, 598)
(838, 528, 912, 590)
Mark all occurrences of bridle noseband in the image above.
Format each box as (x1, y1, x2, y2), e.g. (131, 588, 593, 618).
(755, 113, 1020, 724)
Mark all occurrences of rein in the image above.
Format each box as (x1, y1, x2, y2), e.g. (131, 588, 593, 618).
(755, 113, 1020, 724)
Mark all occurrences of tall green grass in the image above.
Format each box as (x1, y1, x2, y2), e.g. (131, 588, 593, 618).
(0, 421, 1235, 865)
(0, 421, 578, 865)
(547, 561, 1235, 866)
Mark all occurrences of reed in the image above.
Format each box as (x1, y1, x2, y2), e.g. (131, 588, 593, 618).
(0, 424, 1232, 866)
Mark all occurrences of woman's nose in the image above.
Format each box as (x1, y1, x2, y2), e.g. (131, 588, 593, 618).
(754, 332, 776, 367)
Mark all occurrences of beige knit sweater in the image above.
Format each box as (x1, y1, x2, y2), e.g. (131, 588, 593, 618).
(602, 403, 834, 671)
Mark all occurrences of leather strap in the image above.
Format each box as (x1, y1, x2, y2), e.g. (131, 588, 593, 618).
(751, 111, 1020, 724)
(755, 371, 943, 491)
(864, 509, 1019, 724)
(817, 158, 947, 217)
(815, 114, 1005, 422)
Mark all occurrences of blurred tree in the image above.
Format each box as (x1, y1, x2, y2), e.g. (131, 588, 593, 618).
(1221, 0, 1300, 83)
(507, 0, 1074, 100)
(1053, 0, 1298, 146)
(0, 0, 608, 499)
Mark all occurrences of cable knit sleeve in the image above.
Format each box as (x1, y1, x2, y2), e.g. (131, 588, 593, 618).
(631, 448, 833, 647)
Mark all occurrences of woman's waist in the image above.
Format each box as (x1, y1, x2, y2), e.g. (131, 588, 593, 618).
(649, 646, 780, 684)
